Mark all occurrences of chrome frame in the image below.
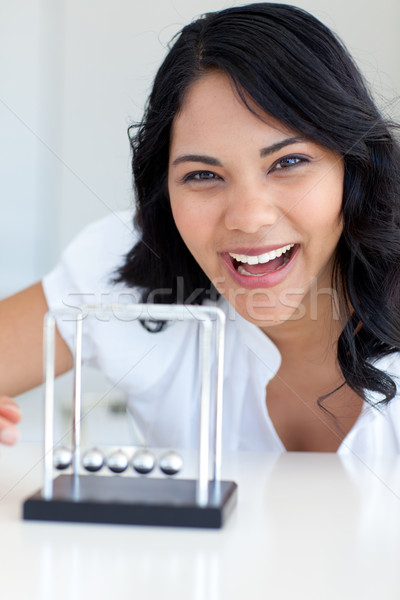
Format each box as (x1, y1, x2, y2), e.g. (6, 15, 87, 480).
(43, 304, 225, 507)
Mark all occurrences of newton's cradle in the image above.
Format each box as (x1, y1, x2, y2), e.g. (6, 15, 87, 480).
(23, 304, 237, 528)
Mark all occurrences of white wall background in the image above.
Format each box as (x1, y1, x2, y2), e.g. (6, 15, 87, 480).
(1, 0, 399, 298)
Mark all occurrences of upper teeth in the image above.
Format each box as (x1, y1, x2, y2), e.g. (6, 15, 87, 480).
(229, 244, 294, 265)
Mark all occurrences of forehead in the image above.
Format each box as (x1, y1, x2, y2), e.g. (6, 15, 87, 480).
(170, 70, 293, 150)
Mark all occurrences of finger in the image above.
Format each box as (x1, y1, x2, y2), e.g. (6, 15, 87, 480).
(0, 418, 20, 445)
(0, 402, 22, 424)
(0, 396, 19, 410)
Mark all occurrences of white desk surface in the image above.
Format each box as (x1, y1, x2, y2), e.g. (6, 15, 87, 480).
(1, 443, 400, 600)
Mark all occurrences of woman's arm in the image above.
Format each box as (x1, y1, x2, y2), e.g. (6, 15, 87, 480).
(0, 282, 73, 444)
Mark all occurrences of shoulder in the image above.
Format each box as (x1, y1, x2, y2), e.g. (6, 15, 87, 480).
(41, 210, 141, 362)
(60, 210, 137, 285)
(43, 210, 138, 303)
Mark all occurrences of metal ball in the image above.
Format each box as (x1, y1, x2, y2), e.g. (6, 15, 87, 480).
(82, 448, 104, 472)
(53, 446, 72, 470)
(107, 450, 129, 474)
(159, 451, 183, 476)
(132, 449, 156, 475)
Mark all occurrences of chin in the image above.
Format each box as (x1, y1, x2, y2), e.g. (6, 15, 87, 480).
(232, 297, 306, 329)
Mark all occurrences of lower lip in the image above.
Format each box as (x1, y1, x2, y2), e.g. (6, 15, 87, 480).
(221, 245, 300, 289)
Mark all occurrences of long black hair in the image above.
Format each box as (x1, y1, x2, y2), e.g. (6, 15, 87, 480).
(116, 3, 400, 404)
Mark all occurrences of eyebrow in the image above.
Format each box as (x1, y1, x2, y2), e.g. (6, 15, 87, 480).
(260, 137, 305, 157)
(171, 154, 223, 167)
(171, 137, 305, 167)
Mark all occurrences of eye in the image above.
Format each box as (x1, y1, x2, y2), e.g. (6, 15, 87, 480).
(270, 155, 308, 172)
(181, 170, 222, 183)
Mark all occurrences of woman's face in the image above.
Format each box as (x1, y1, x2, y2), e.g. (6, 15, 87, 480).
(168, 71, 344, 328)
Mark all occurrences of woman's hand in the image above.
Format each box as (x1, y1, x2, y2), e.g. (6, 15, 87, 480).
(0, 396, 21, 445)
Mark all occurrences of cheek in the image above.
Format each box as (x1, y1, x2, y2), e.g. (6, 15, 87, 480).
(295, 203, 342, 236)
(289, 180, 343, 240)
(170, 188, 220, 246)
(170, 196, 208, 257)
(169, 192, 190, 235)
(170, 202, 188, 237)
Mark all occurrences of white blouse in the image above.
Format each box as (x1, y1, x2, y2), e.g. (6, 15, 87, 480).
(42, 211, 400, 462)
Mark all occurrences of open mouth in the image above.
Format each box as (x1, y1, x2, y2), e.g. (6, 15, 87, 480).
(228, 243, 298, 277)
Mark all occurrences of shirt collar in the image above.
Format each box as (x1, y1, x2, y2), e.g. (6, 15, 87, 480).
(218, 296, 282, 382)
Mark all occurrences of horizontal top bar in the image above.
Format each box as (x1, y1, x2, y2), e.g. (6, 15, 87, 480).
(46, 303, 226, 324)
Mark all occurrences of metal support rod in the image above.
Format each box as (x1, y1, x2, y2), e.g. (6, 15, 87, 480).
(196, 319, 212, 507)
(212, 311, 225, 484)
(43, 314, 56, 500)
(72, 314, 83, 481)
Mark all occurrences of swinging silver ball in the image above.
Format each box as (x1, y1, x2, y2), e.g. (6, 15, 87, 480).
(53, 446, 72, 470)
(107, 450, 129, 474)
(159, 451, 183, 476)
(82, 448, 104, 472)
(132, 449, 156, 475)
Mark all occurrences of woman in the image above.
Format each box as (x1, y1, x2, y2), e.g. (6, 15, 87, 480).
(1, 3, 399, 454)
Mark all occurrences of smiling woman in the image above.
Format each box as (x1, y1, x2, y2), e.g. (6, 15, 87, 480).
(168, 71, 344, 327)
(0, 3, 400, 454)
(114, 3, 400, 452)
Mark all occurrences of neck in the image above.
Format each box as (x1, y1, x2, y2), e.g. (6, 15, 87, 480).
(262, 279, 343, 364)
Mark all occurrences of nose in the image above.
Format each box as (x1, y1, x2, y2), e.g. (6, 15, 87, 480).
(223, 179, 281, 233)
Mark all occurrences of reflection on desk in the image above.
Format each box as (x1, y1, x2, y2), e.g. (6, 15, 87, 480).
(1, 443, 400, 600)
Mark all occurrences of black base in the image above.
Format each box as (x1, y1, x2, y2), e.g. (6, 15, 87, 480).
(23, 474, 237, 529)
